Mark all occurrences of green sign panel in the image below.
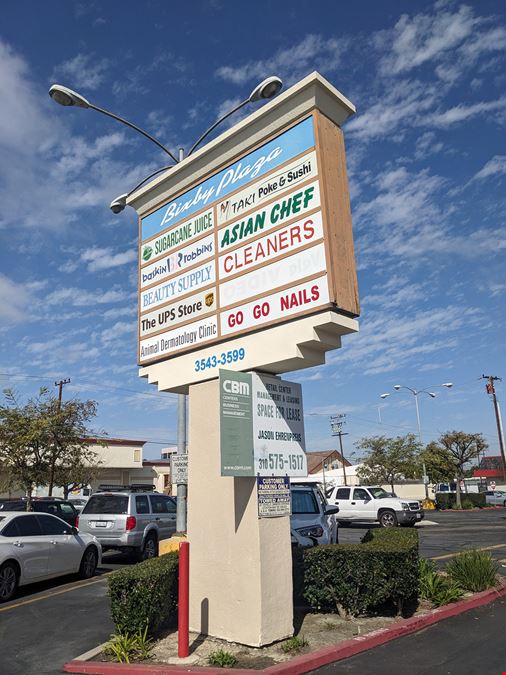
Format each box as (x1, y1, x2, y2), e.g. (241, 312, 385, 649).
(220, 370, 254, 476)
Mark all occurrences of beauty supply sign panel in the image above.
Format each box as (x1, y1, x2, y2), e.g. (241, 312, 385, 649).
(219, 369, 307, 478)
(138, 113, 357, 367)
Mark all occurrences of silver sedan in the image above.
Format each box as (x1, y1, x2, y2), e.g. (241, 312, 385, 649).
(0, 511, 102, 602)
(485, 490, 506, 506)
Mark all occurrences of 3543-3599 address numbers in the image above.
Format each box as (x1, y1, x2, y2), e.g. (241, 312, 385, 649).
(195, 347, 245, 372)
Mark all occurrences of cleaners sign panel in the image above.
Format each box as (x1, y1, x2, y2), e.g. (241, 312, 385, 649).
(219, 369, 307, 478)
(138, 112, 352, 366)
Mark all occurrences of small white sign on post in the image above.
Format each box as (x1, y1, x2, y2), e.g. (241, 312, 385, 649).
(171, 454, 188, 484)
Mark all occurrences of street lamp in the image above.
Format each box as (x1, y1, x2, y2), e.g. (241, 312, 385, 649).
(381, 383, 453, 498)
(48, 75, 284, 534)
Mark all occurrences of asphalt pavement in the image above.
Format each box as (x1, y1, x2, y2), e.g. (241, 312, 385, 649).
(0, 509, 504, 674)
(0, 552, 131, 675)
(310, 596, 506, 674)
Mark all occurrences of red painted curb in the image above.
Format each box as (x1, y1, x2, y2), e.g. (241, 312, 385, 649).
(63, 581, 506, 675)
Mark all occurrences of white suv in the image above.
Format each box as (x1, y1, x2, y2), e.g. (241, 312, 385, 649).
(290, 483, 339, 546)
(326, 485, 423, 528)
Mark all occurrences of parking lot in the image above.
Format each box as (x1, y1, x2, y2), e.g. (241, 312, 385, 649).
(0, 509, 505, 675)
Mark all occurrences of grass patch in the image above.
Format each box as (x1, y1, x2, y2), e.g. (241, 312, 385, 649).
(281, 635, 308, 653)
(207, 649, 237, 668)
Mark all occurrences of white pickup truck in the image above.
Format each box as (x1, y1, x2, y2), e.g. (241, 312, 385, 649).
(326, 485, 424, 528)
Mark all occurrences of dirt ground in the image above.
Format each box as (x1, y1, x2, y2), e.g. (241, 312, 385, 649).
(144, 604, 432, 669)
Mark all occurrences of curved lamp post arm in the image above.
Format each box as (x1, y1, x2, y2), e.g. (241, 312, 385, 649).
(89, 103, 178, 163)
(187, 98, 249, 156)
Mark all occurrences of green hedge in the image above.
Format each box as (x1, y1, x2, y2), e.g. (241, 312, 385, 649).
(303, 528, 419, 617)
(436, 493, 485, 509)
(108, 552, 178, 635)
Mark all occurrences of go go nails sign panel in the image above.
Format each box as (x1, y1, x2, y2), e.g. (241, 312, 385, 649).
(138, 112, 358, 366)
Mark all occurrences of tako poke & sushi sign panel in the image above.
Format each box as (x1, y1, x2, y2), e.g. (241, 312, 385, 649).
(138, 109, 359, 367)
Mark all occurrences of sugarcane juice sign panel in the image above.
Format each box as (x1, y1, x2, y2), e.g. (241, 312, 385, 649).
(138, 116, 335, 366)
(220, 370, 307, 477)
(257, 476, 291, 518)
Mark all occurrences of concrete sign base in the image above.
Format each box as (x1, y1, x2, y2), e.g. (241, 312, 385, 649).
(187, 378, 294, 646)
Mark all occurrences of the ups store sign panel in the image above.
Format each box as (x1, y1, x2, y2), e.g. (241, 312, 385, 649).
(133, 72, 360, 392)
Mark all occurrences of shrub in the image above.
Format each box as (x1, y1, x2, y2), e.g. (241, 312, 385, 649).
(461, 499, 475, 510)
(419, 557, 437, 579)
(106, 626, 153, 663)
(436, 493, 485, 509)
(281, 636, 308, 653)
(208, 649, 237, 668)
(303, 528, 419, 617)
(447, 549, 498, 592)
(419, 571, 464, 606)
(108, 552, 178, 635)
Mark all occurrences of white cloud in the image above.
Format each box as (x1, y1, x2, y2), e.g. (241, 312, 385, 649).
(80, 247, 137, 272)
(101, 321, 136, 344)
(216, 34, 348, 87)
(46, 286, 132, 307)
(51, 53, 110, 91)
(378, 4, 477, 76)
(428, 97, 506, 127)
(472, 155, 506, 180)
(0, 274, 31, 323)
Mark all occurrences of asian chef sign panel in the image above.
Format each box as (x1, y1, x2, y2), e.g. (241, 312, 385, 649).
(138, 112, 359, 366)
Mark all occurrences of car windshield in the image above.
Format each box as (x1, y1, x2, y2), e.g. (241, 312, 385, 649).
(82, 494, 129, 514)
(368, 487, 390, 499)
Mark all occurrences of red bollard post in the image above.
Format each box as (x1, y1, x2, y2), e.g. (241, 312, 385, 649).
(178, 541, 190, 658)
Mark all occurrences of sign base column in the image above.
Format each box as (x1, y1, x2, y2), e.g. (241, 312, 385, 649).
(187, 378, 294, 647)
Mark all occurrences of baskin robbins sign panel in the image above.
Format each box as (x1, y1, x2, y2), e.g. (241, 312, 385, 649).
(138, 106, 359, 369)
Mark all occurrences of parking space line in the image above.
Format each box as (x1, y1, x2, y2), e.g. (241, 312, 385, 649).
(0, 573, 111, 613)
(430, 543, 506, 561)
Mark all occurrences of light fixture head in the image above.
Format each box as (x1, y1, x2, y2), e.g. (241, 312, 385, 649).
(442, 382, 453, 388)
(380, 393, 390, 399)
(393, 385, 401, 390)
(429, 392, 436, 398)
(48, 84, 90, 109)
(248, 76, 283, 103)
(110, 194, 128, 214)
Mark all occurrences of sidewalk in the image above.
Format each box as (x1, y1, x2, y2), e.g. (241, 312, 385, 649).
(310, 597, 506, 674)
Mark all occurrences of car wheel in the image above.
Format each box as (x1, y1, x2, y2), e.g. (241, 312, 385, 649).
(379, 510, 398, 528)
(139, 534, 158, 561)
(0, 562, 19, 603)
(79, 547, 98, 579)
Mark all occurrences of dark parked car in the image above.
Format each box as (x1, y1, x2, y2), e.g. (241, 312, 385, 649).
(0, 498, 78, 526)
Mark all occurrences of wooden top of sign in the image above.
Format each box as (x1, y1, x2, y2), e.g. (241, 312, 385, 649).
(128, 72, 355, 218)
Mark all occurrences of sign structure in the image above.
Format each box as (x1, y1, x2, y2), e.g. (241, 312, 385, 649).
(220, 369, 307, 477)
(257, 476, 291, 518)
(170, 453, 188, 484)
(137, 108, 359, 369)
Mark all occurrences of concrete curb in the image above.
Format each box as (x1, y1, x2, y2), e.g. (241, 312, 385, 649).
(63, 581, 506, 675)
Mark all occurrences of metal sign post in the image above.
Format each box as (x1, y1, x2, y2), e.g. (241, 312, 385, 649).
(330, 414, 349, 486)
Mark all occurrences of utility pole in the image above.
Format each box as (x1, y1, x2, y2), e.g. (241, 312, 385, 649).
(482, 374, 506, 482)
(55, 378, 71, 408)
(330, 414, 349, 486)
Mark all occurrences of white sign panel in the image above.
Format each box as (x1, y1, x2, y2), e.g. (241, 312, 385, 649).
(140, 287, 216, 338)
(139, 315, 218, 361)
(140, 234, 214, 289)
(217, 150, 318, 225)
(218, 181, 320, 252)
(171, 453, 188, 484)
(219, 243, 327, 309)
(253, 373, 307, 477)
(140, 260, 215, 311)
(219, 211, 323, 280)
(220, 276, 329, 336)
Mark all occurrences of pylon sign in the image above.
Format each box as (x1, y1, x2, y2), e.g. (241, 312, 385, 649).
(133, 73, 360, 392)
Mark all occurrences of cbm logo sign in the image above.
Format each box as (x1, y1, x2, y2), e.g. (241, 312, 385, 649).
(223, 379, 250, 396)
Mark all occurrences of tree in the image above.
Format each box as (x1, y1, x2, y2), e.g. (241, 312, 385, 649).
(0, 388, 101, 505)
(425, 431, 488, 508)
(355, 434, 421, 492)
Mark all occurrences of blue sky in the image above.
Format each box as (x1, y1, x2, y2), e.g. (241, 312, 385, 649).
(0, 0, 505, 461)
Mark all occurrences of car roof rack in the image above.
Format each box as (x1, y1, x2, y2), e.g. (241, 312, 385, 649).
(96, 484, 156, 493)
